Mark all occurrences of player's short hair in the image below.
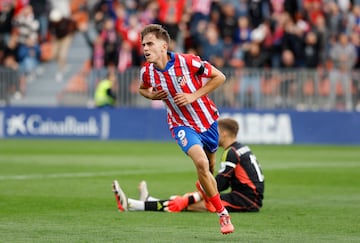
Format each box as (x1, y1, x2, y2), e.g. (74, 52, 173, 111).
(141, 24, 171, 44)
(218, 118, 239, 136)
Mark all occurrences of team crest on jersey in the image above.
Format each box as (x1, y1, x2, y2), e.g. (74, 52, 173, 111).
(176, 76, 188, 86)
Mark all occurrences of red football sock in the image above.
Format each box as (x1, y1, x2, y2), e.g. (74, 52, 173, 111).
(209, 193, 225, 213)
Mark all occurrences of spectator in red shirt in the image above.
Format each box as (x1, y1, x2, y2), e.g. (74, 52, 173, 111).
(156, 0, 186, 41)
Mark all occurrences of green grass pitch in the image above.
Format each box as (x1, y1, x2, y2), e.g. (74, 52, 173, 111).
(0, 139, 359, 243)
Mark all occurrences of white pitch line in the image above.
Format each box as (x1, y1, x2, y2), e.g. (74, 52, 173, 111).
(0, 171, 118, 180)
(0, 161, 358, 181)
(0, 169, 183, 181)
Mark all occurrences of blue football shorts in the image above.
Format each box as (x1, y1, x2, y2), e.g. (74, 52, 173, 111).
(171, 121, 219, 154)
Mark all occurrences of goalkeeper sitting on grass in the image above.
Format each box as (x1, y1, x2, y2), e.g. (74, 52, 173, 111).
(113, 118, 265, 213)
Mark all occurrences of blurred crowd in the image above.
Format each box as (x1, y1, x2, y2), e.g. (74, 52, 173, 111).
(1, 0, 360, 109)
(0, 0, 83, 100)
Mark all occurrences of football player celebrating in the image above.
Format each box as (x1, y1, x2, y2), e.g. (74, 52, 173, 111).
(136, 24, 233, 234)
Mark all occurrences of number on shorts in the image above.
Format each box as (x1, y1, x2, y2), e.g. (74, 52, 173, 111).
(177, 130, 186, 140)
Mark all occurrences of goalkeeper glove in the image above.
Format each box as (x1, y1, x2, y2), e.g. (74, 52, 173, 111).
(164, 196, 189, 212)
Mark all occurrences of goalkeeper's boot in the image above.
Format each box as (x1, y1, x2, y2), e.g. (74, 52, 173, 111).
(112, 180, 128, 211)
(219, 214, 234, 234)
(138, 180, 149, 201)
(195, 181, 216, 213)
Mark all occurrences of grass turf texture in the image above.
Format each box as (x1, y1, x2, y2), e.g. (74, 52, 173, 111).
(0, 139, 359, 243)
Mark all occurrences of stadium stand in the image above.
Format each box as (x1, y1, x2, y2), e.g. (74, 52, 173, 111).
(9, 32, 90, 106)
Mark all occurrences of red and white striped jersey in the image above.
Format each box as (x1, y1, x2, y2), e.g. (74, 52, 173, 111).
(140, 52, 219, 132)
